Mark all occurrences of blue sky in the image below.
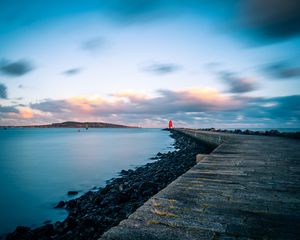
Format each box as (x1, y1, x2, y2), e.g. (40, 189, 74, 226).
(0, 0, 300, 127)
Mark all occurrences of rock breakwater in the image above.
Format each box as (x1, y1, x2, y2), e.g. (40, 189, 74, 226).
(198, 128, 300, 139)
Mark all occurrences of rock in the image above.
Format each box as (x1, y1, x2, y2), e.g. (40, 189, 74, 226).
(200, 128, 300, 140)
(15, 226, 31, 234)
(55, 200, 65, 208)
(269, 129, 280, 135)
(67, 191, 79, 196)
(234, 129, 242, 134)
(6, 226, 32, 240)
(32, 224, 54, 236)
(138, 181, 158, 195)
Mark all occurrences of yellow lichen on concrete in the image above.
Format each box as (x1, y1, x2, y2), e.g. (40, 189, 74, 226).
(151, 200, 161, 207)
(167, 198, 177, 203)
(147, 220, 161, 225)
(147, 220, 178, 228)
(202, 203, 210, 209)
(152, 209, 178, 218)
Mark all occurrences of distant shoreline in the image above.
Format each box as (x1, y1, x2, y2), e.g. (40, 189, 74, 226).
(0, 121, 139, 129)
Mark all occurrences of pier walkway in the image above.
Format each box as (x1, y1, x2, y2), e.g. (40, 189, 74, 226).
(100, 129, 300, 240)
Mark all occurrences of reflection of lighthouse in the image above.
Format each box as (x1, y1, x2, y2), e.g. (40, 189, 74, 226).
(168, 120, 173, 129)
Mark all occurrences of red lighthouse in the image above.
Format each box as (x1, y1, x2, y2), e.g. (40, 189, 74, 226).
(168, 120, 173, 129)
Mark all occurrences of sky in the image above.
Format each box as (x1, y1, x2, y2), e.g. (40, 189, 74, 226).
(0, 0, 300, 128)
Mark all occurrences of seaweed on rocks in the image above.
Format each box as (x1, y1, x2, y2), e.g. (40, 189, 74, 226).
(6, 129, 213, 240)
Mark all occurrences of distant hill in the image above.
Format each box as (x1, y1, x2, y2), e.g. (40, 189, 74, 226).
(1, 121, 138, 128)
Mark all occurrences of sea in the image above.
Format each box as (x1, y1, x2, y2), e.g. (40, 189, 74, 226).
(0, 128, 174, 237)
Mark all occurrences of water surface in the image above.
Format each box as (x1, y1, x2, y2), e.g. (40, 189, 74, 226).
(0, 128, 173, 236)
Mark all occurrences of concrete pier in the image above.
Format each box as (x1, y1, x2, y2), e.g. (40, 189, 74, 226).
(100, 129, 300, 240)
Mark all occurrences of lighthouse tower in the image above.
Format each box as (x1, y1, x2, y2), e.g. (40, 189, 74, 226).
(168, 120, 173, 129)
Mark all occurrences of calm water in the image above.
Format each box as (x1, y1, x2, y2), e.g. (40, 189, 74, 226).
(0, 128, 174, 236)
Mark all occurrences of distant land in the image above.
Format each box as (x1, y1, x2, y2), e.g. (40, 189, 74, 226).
(0, 121, 139, 129)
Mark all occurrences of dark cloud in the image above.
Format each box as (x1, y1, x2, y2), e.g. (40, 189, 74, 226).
(1, 1, 299, 47)
(0, 59, 34, 76)
(101, 0, 166, 23)
(269, 95, 300, 119)
(0, 105, 18, 113)
(240, 95, 300, 122)
(103, 0, 300, 42)
(0, 83, 7, 99)
(219, 71, 257, 93)
(142, 63, 181, 75)
(81, 37, 105, 51)
(184, 95, 300, 126)
(30, 99, 69, 113)
(1, 1, 299, 46)
(102, 1, 235, 24)
(62, 68, 82, 76)
(264, 61, 300, 80)
(240, 0, 300, 40)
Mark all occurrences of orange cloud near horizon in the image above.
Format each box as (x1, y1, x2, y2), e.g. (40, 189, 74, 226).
(19, 107, 34, 119)
(178, 88, 241, 109)
(36, 87, 242, 116)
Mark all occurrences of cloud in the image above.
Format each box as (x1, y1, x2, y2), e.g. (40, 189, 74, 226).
(112, 91, 150, 103)
(4, 88, 300, 127)
(81, 37, 105, 52)
(30, 99, 70, 113)
(101, 0, 165, 23)
(151, 88, 241, 113)
(183, 95, 300, 127)
(206, 65, 258, 94)
(102, 0, 300, 43)
(264, 61, 300, 79)
(30, 88, 242, 117)
(62, 68, 82, 76)
(19, 107, 34, 119)
(142, 62, 181, 75)
(219, 71, 258, 93)
(239, 95, 300, 124)
(27, 88, 243, 127)
(2, 1, 299, 47)
(0, 83, 7, 99)
(0, 59, 34, 76)
(0, 105, 18, 113)
(0, 105, 20, 124)
(240, 0, 300, 40)
(17, 107, 50, 119)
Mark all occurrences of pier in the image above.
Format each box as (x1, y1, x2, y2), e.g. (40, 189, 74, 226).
(101, 129, 300, 240)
